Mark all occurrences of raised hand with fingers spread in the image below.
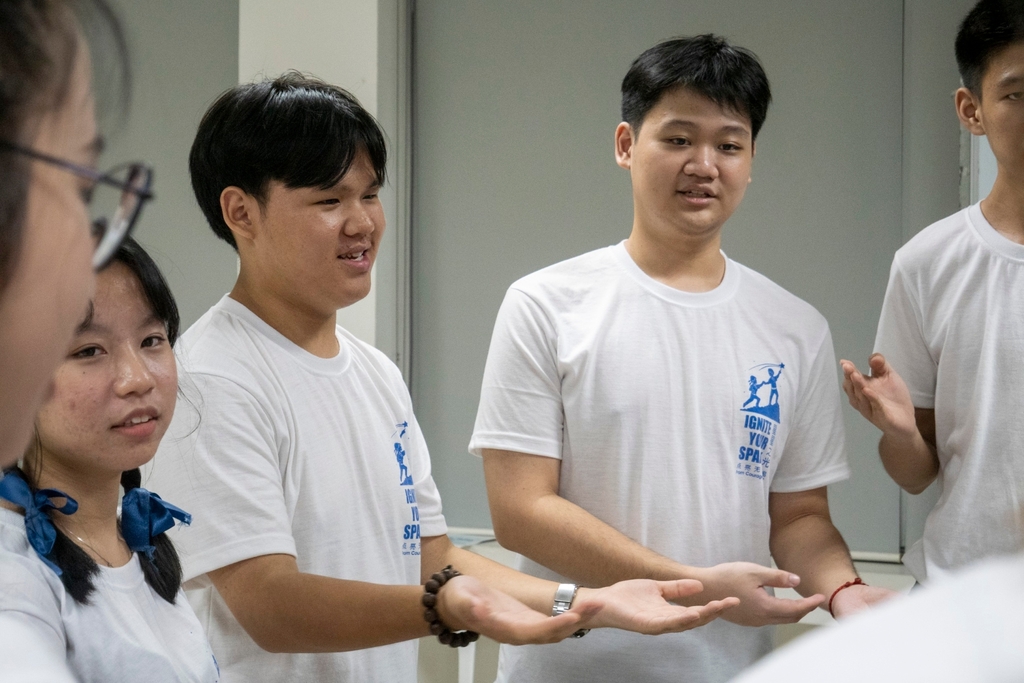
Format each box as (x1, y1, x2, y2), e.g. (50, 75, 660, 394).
(839, 355, 939, 494)
(839, 354, 916, 436)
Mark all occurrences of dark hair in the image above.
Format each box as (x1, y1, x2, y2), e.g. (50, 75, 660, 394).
(113, 235, 180, 345)
(0, 0, 129, 291)
(955, 0, 1024, 95)
(189, 71, 388, 250)
(18, 236, 182, 604)
(621, 34, 772, 140)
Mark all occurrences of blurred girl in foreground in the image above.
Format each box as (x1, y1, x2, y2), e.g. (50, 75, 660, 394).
(0, 2, 150, 678)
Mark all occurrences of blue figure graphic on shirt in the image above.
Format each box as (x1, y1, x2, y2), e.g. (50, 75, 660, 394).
(742, 375, 762, 408)
(394, 421, 413, 486)
(392, 420, 420, 555)
(764, 364, 784, 406)
(737, 362, 786, 480)
(741, 362, 785, 424)
(395, 442, 412, 486)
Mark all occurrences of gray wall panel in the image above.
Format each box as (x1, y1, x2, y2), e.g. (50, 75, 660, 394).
(104, 0, 240, 329)
(413, 1, 967, 555)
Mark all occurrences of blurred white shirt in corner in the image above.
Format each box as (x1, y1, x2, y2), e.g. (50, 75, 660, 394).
(731, 551, 1024, 683)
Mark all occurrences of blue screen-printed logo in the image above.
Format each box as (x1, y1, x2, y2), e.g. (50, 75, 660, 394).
(736, 362, 785, 480)
(394, 422, 413, 487)
(393, 421, 420, 555)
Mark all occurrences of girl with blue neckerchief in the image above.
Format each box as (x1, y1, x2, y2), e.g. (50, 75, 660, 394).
(0, 237, 218, 683)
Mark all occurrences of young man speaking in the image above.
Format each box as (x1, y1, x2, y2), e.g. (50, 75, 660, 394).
(472, 35, 895, 683)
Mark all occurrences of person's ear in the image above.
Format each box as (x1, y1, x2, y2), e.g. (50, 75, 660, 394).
(220, 187, 260, 246)
(955, 87, 986, 136)
(614, 122, 636, 170)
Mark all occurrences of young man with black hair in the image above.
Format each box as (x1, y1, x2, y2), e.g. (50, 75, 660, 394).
(472, 35, 895, 683)
(841, 0, 1024, 585)
(148, 72, 736, 683)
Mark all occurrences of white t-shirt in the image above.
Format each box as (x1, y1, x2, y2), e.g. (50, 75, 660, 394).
(0, 507, 219, 683)
(470, 242, 850, 683)
(731, 550, 1024, 683)
(147, 295, 447, 683)
(875, 203, 1024, 583)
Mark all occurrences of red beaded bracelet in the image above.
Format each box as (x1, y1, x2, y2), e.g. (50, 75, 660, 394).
(422, 565, 480, 648)
(828, 577, 865, 617)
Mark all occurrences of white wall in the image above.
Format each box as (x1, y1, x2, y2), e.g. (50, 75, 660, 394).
(238, 0, 380, 345)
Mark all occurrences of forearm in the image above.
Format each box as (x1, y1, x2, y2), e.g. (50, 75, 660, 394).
(769, 513, 855, 599)
(878, 425, 938, 494)
(214, 560, 427, 653)
(493, 491, 694, 588)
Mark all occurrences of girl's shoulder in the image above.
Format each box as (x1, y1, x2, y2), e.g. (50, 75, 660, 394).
(0, 508, 67, 645)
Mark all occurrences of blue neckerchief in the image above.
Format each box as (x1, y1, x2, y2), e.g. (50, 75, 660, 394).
(0, 470, 78, 576)
(120, 488, 191, 560)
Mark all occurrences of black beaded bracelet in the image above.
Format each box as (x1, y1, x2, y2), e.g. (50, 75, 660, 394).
(422, 565, 480, 648)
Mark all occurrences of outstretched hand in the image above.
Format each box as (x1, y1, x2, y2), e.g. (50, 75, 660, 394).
(694, 562, 825, 626)
(434, 575, 585, 645)
(572, 579, 738, 634)
(839, 355, 917, 436)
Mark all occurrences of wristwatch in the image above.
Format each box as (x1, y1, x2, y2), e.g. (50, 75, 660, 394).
(552, 583, 590, 638)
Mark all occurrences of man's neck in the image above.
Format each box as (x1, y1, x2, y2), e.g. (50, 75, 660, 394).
(981, 167, 1024, 245)
(625, 222, 726, 293)
(230, 274, 340, 359)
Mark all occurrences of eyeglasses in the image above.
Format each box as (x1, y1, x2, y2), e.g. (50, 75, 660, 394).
(0, 140, 154, 270)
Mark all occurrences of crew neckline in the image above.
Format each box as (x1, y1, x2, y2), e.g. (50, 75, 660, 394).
(217, 295, 352, 376)
(969, 202, 1024, 263)
(612, 240, 741, 307)
(97, 553, 146, 591)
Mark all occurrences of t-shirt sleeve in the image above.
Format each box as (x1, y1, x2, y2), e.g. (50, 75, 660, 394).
(873, 256, 936, 408)
(469, 286, 564, 459)
(0, 611, 74, 683)
(0, 554, 66, 658)
(770, 327, 851, 492)
(146, 371, 297, 581)
(404, 412, 447, 538)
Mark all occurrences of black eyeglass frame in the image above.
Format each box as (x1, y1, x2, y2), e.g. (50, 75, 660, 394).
(0, 139, 154, 268)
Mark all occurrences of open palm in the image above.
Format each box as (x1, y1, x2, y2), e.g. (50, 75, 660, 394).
(573, 579, 738, 634)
